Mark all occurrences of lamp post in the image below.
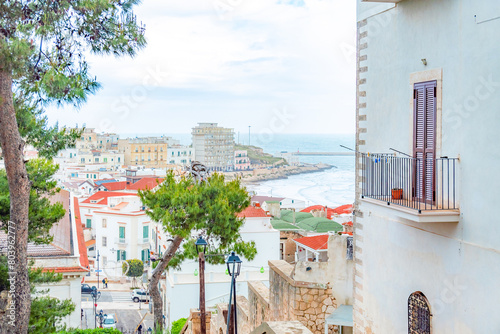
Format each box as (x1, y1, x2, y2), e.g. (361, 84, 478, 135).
(96, 309, 107, 328)
(226, 252, 242, 334)
(195, 236, 208, 334)
(90, 287, 101, 328)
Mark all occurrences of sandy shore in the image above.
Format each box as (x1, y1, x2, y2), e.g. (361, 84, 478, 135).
(225, 163, 334, 184)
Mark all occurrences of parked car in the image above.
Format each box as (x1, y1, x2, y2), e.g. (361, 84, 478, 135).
(81, 284, 95, 294)
(131, 289, 150, 302)
(102, 314, 117, 329)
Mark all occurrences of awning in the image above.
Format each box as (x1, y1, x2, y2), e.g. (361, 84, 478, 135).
(325, 305, 353, 334)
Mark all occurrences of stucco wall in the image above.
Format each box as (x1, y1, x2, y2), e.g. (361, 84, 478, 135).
(355, 0, 500, 333)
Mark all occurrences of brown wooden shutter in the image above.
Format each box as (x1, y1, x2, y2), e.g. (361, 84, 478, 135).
(413, 81, 437, 204)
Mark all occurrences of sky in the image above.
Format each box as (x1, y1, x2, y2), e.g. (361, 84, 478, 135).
(45, 0, 356, 136)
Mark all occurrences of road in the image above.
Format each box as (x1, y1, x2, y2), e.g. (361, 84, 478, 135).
(81, 291, 155, 333)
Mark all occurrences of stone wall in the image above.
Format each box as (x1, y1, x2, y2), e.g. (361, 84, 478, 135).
(210, 297, 251, 334)
(268, 260, 337, 334)
(248, 281, 271, 330)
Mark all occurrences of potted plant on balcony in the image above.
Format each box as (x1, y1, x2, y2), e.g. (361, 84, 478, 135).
(391, 188, 403, 200)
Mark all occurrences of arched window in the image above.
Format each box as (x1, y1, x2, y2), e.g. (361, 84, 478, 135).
(408, 292, 431, 334)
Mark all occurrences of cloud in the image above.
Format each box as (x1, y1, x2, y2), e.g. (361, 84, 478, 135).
(46, 0, 356, 135)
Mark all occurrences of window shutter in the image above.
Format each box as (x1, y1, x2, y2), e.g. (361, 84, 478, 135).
(413, 81, 436, 203)
(143, 226, 149, 238)
(141, 250, 145, 262)
(119, 226, 125, 239)
(122, 251, 126, 261)
(117, 250, 121, 261)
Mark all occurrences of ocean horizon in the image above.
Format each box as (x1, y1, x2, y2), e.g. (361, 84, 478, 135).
(120, 132, 355, 208)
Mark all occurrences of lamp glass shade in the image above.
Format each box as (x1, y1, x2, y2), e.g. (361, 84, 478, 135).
(226, 251, 242, 276)
(195, 236, 208, 254)
(194, 269, 198, 276)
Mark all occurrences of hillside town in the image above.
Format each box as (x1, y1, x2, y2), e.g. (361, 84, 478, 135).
(0, 1, 498, 334)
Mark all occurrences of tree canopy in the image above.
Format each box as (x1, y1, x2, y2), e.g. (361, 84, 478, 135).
(139, 171, 257, 329)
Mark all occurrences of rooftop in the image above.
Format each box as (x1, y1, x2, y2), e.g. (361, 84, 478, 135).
(296, 217, 343, 233)
(237, 206, 269, 218)
(294, 234, 329, 251)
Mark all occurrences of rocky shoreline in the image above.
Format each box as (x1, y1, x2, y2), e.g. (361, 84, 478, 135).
(225, 163, 335, 184)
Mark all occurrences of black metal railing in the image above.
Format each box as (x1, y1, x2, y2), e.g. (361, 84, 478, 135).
(361, 153, 458, 212)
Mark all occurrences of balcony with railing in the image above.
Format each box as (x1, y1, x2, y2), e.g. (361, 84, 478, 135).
(115, 237, 127, 245)
(360, 153, 459, 222)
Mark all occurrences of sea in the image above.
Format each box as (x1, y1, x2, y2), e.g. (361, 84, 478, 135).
(120, 133, 355, 208)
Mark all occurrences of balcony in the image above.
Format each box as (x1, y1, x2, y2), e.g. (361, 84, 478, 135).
(361, 154, 459, 223)
(115, 237, 127, 245)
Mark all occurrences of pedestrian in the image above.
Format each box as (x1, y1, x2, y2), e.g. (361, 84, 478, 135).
(102, 278, 106, 288)
(138, 323, 143, 334)
(105, 277, 108, 288)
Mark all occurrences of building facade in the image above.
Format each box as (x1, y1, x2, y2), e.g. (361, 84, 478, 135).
(234, 150, 251, 170)
(192, 123, 235, 171)
(354, 1, 500, 333)
(166, 145, 194, 166)
(117, 136, 180, 167)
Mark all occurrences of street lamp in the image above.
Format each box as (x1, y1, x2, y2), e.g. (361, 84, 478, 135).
(97, 309, 107, 328)
(90, 287, 101, 328)
(226, 252, 242, 334)
(195, 236, 208, 334)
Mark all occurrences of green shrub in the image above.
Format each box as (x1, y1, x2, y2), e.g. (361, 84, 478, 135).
(171, 318, 187, 334)
(56, 329, 122, 334)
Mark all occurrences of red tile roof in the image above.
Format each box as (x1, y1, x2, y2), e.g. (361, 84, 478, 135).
(128, 177, 164, 191)
(237, 206, 269, 218)
(294, 234, 329, 251)
(331, 204, 353, 215)
(300, 205, 336, 219)
(74, 198, 90, 268)
(342, 221, 353, 226)
(85, 239, 96, 247)
(102, 181, 129, 191)
(81, 191, 136, 205)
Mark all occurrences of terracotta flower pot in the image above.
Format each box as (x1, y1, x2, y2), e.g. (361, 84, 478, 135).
(392, 188, 403, 200)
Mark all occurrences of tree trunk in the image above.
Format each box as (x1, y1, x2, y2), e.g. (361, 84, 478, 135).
(0, 70, 31, 334)
(150, 235, 183, 331)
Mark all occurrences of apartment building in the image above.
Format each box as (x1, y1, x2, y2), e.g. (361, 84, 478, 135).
(234, 150, 251, 170)
(354, 1, 500, 333)
(166, 145, 194, 166)
(78, 191, 153, 278)
(117, 136, 180, 167)
(192, 123, 235, 171)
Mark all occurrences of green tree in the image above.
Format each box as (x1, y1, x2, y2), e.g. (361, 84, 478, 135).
(139, 171, 257, 330)
(122, 259, 144, 287)
(0, 2, 146, 332)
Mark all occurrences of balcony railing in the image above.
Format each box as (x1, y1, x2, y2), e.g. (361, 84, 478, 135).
(115, 237, 127, 244)
(361, 154, 458, 212)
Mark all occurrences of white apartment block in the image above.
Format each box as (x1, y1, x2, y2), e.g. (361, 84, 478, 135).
(166, 145, 194, 166)
(192, 123, 235, 171)
(78, 192, 153, 278)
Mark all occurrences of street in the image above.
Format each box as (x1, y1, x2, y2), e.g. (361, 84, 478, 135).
(82, 291, 155, 333)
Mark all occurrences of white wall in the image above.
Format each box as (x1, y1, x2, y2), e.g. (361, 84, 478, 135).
(357, 0, 500, 332)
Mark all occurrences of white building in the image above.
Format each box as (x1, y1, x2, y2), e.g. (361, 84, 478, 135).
(78, 191, 152, 278)
(166, 145, 194, 166)
(354, 1, 500, 333)
(161, 206, 280, 328)
(192, 123, 235, 171)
